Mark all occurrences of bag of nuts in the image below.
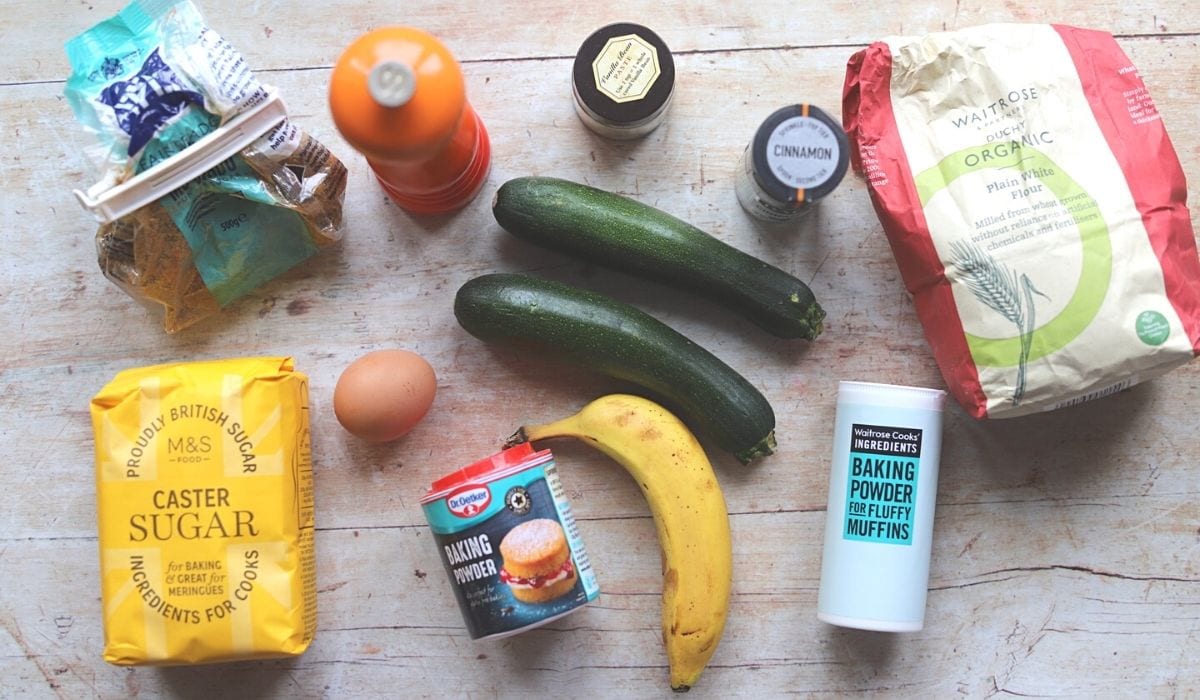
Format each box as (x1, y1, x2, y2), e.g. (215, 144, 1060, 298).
(65, 0, 347, 332)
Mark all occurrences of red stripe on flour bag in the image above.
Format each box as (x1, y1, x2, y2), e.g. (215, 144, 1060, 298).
(843, 45, 989, 417)
(1052, 25, 1200, 352)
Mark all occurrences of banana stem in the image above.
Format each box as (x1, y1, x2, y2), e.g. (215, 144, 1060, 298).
(502, 427, 530, 449)
(505, 418, 578, 448)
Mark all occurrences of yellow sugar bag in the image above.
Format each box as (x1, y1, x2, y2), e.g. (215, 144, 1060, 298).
(90, 357, 316, 665)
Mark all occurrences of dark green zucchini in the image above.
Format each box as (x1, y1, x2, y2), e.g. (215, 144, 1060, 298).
(454, 273, 776, 464)
(492, 176, 825, 340)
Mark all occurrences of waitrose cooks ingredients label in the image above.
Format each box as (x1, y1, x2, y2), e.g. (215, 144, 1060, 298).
(844, 24, 1200, 418)
(90, 357, 315, 665)
(843, 424, 921, 544)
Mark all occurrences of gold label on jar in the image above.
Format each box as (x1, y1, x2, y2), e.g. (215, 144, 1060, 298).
(592, 34, 660, 103)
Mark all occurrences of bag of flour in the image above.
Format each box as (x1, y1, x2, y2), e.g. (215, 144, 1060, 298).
(843, 23, 1200, 418)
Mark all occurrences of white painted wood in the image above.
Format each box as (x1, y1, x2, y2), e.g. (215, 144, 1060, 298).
(11, 0, 1199, 83)
(1, 2, 1198, 697)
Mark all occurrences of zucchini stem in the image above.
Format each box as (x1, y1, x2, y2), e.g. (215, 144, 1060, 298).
(736, 431, 777, 465)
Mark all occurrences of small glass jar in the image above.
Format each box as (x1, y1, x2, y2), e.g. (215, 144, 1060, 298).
(572, 23, 675, 140)
(736, 104, 849, 223)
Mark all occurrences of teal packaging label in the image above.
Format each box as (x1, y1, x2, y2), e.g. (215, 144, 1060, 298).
(134, 118, 315, 305)
(843, 423, 923, 545)
(423, 455, 599, 639)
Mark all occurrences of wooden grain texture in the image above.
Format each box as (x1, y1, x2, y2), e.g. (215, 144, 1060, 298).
(2, 1, 1200, 698)
(7, 0, 1199, 82)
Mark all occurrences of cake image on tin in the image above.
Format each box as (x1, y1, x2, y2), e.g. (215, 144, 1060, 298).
(499, 519, 578, 603)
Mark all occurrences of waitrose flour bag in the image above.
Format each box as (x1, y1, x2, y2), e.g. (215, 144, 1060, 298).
(843, 24, 1200, 418)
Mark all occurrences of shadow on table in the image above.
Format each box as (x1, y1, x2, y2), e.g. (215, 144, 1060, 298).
(944, 380, 1157, 496)
(156, 659, 301, 698)
(825, 624, 899, 673)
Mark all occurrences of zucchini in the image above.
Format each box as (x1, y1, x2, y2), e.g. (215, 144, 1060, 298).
(492, 176, 826, 340)
(454, 273, 776, 464)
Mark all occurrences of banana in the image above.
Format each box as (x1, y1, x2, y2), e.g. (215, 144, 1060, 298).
(507, 394, 732, 691)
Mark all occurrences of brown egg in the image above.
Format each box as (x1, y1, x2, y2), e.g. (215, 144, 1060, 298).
(333, 349, 438, 442)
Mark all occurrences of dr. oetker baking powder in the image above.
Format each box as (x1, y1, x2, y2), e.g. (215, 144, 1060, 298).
(420, 443, 599, 640)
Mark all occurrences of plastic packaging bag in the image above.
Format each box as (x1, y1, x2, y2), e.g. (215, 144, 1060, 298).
(65, 0, 347, 332)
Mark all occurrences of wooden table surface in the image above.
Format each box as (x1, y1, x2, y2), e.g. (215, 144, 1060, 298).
(3, 1, 1200, 697)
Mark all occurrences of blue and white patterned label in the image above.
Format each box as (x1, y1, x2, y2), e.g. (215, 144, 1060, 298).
(97, 48, 204, 156)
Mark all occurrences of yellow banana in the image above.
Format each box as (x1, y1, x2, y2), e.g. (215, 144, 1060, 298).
(507, 394, 732, 691)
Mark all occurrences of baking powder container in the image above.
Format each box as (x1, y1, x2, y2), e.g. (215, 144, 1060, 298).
(736, 104, 849, 223)
(420, 442, 599, 640)
(817, 381, 946, 632)
(572, 23, 675, 140)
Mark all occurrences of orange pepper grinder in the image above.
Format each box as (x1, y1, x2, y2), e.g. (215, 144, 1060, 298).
(329, 28, 491, 214)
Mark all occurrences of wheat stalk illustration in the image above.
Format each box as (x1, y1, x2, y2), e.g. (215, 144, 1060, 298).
(949, 240, 1047, 405)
